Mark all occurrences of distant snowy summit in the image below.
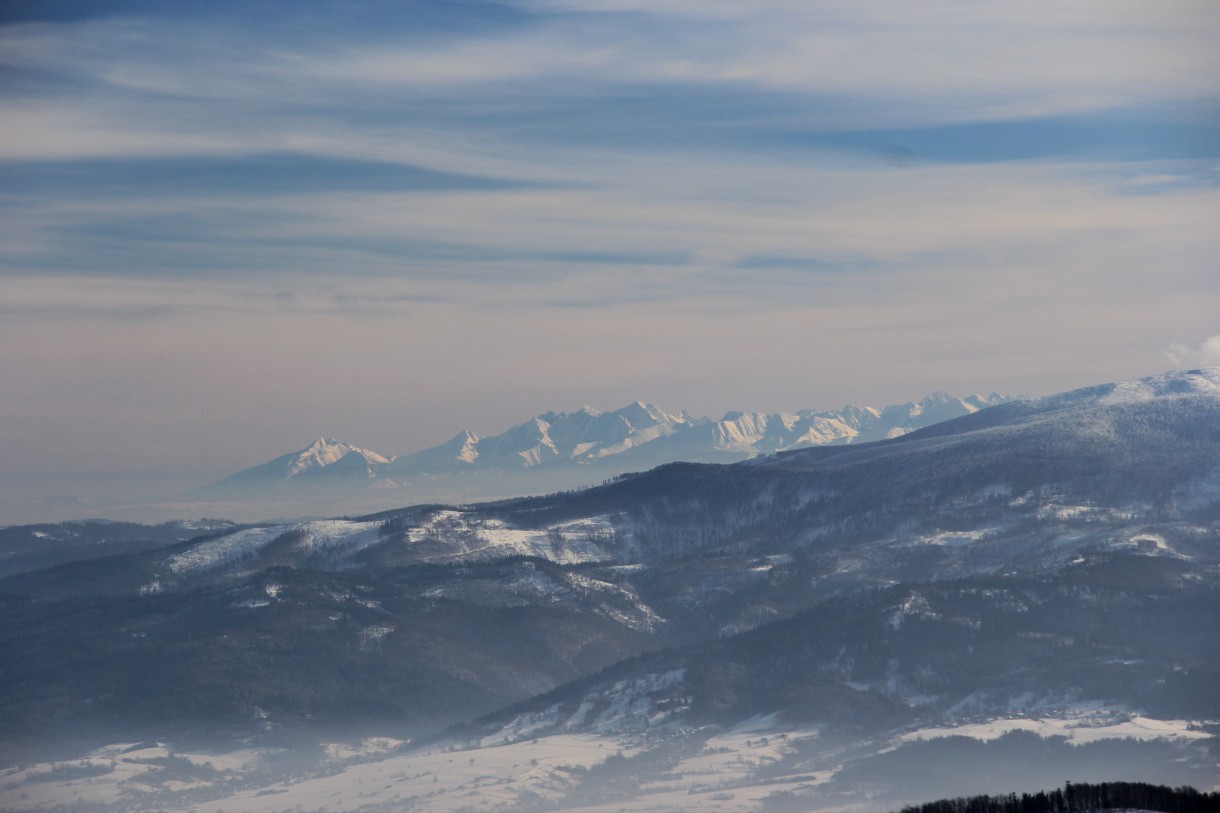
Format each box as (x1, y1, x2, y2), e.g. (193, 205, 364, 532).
(196, 391, 1009, 499)
(1037, 366, 1220, 409)
(392, 401, 703, 475)
(204, 438, 390, 492)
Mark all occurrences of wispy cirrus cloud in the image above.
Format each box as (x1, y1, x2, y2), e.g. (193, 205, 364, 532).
(3, 0, 1217, 162)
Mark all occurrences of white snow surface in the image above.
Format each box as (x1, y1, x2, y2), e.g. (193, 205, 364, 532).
(491, 669, 689, 739)
(1097, 367, 1220, 405)
(164, 519, 385, 574)
(912, 529, 994, 547)
(161, 511, 618, 577)
(403, 510, 615, 564)
(4, 708, 1211, 813)
(1, 736, 643, 813)
(0, 742, 272, 810)
(165, 526, 286, 573)
(900, 707, 1213, 745)
(290, 518, 384, 556)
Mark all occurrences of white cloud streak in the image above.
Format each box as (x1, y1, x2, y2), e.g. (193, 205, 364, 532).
(1166, 336, 1220, 368)
(2, 1, 1218, 162)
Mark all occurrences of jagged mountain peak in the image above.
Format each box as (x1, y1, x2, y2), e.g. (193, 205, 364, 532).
(918, 390, 956, 405)
(291, 437, 390, 473)
(289, 438, 348, 475)
(197, 388, 1017, 502)
(196, 435, 392, 495)
(386, 400, 706, 476)
(616, 400, 670, 422)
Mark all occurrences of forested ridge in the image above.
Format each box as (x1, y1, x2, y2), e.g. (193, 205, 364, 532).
(896, 782, 1220, 813)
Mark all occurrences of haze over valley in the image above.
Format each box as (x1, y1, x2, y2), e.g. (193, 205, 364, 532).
(5, 389, 1009, 524)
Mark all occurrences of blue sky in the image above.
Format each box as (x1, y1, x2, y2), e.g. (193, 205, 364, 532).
(1, 0, 1218, 513)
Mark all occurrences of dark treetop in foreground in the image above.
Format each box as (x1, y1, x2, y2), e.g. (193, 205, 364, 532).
(895, 782, 1220, 813)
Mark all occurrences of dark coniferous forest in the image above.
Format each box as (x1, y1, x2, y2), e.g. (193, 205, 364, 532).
(895, 783, 1220, 813)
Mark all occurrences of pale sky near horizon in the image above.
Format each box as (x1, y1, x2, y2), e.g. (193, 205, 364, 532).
(1, 0, 1219, 512)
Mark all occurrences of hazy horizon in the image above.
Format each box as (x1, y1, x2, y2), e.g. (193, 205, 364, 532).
(0, 380, 1018, 524)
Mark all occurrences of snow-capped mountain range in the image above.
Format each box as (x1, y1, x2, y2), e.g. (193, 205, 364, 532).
(199, 391, 1009, 499)
(4, 369, 1219, 811)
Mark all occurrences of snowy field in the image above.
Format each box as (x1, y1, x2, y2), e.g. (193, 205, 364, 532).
(0, 731, 826, 813)
(899, 709, 1214, 746)
(3, 709, 1212, 813)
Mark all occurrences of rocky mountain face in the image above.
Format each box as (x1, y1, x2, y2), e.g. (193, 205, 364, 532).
(1, 370, 1217, 812)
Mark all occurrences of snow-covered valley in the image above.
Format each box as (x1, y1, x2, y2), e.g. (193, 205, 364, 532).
(4, 706, 1214, 813)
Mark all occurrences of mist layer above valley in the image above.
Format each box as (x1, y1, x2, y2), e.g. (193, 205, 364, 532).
(46, 391, 1005, 525)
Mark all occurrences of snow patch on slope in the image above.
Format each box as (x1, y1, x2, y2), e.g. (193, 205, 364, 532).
(403, 510, 615, 564)
(164, 519, 385, 574)
(166, 527, 286, 573)
(901, 707, 1212, 746)
(1098, 368, 1220, 405)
